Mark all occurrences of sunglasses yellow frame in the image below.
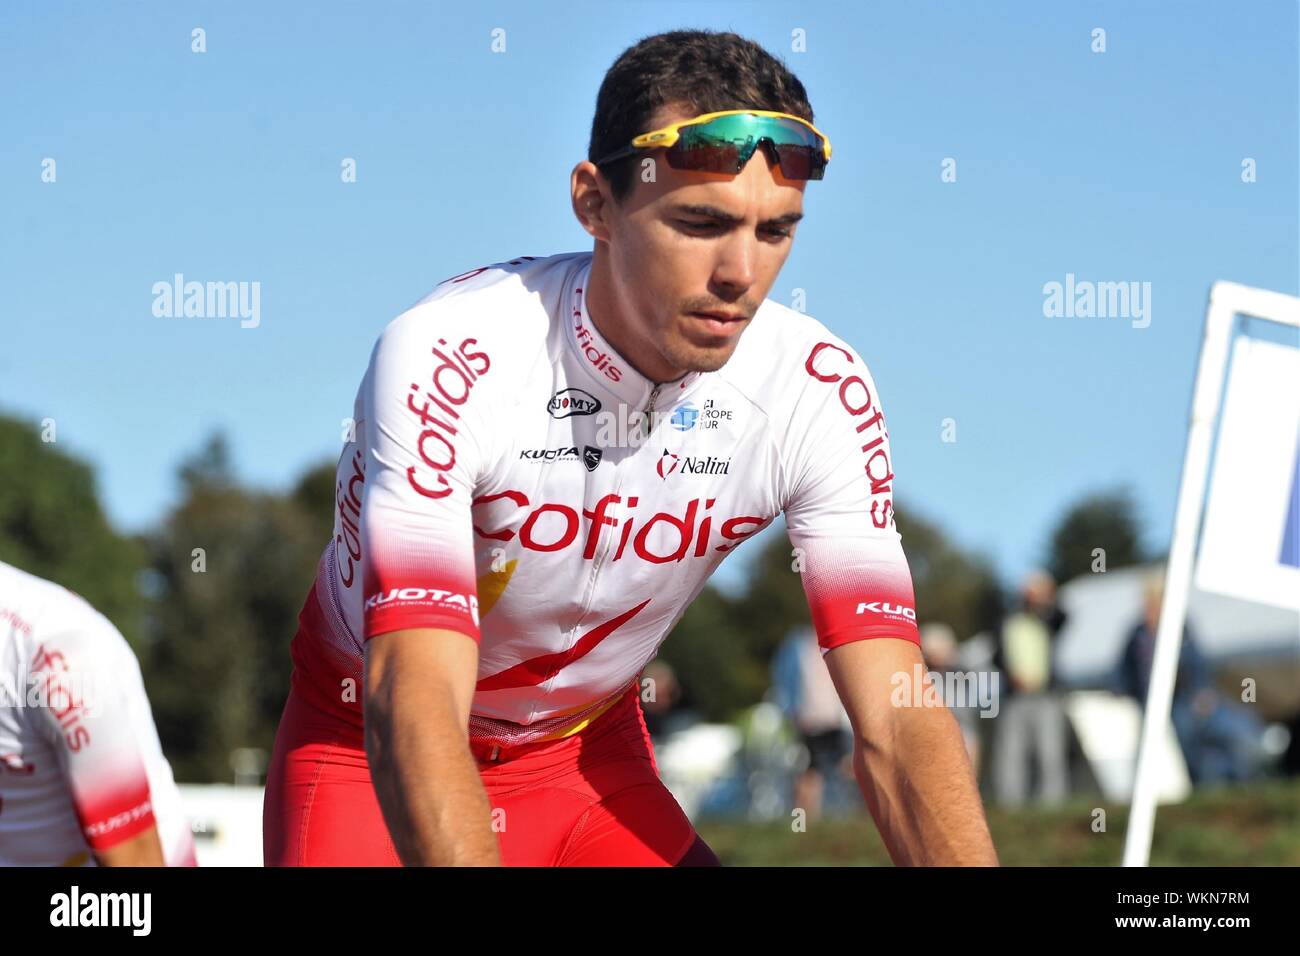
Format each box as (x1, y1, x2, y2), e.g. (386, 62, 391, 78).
(634, 109, 831, 160)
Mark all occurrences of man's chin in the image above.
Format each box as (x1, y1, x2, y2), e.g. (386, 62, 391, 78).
(665, 343, 739, 374)
(664, 322, 749, 374)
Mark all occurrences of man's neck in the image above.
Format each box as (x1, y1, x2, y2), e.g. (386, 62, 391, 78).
(585, 247, 684, 385)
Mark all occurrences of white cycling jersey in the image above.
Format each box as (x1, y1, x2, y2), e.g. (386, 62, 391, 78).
(0, 560, 195, 866)
(289, 251, 919, 744)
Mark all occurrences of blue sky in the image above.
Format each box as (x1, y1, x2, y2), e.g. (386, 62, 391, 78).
(2, 1, 1296, 593)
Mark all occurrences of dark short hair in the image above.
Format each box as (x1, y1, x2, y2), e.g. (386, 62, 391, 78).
(588, 29, 816, 203)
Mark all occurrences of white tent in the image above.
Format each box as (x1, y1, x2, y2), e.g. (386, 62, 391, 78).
(1053, 561, 1300, 685)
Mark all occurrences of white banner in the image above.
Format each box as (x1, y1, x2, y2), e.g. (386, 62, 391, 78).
(1195, 335, 1300, 612)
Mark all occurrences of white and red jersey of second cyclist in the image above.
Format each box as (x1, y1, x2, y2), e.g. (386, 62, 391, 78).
(0, 560, 195, 866)
(291, 251, 920, 745)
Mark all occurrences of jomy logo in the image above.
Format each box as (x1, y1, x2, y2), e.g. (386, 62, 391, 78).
(50, 886, 151, 936)
(547, 388, 601, 419)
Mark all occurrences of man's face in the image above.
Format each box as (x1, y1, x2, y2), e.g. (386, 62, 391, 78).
(597, 106, 809, 378)
(1023, 573, 1056, 612)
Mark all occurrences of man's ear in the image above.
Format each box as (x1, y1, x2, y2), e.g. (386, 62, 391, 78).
(571, 162, 613, 242)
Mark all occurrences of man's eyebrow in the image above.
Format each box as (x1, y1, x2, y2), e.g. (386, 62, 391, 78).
(671, 203, 804, 227)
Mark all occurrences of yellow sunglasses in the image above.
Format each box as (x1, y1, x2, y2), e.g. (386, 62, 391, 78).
(595, 109, 832, 181)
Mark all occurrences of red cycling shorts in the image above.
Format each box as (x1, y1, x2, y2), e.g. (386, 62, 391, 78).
(262, 679, 719, 867)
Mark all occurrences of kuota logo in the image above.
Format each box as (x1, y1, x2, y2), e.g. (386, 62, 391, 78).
(365, 588, 480, 626)
(856, 601, 916, 621)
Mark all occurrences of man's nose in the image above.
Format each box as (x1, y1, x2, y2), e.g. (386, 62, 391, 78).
(710, 232, 757, 295)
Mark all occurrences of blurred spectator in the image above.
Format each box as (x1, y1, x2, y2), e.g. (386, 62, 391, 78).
(639, 660, 696, 743)
(770, 627, 852, 819)
(1115, 573, 1269, 785)
(992, 569, 1069, 807)
(921, 622, 981, 775)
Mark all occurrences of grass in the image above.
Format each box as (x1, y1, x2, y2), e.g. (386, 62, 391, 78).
(696, 777, 1300, 865)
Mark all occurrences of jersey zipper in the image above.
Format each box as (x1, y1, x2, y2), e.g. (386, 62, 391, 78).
(535, 383, 660, 723)
(641, 383, 661, 439)
(566, 382, 660, 671)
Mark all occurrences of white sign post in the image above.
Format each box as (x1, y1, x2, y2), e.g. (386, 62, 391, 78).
(1122, 282, 1300, 868)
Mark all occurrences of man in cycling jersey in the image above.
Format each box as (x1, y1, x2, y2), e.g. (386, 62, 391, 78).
(264, 28, 997, 867)
(0, 559, 196, 867)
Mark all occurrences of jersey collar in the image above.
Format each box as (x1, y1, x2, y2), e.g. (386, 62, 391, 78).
(566, 257, 708, 414)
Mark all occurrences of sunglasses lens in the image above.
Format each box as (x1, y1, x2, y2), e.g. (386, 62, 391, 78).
(667, 131, 742, 172)
(774, 143, 825, 180)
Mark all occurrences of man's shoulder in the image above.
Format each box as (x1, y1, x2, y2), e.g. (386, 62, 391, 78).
(0, 561, 120, 659)
(717, 299, 875, 420)
(379, 251, 587, 352)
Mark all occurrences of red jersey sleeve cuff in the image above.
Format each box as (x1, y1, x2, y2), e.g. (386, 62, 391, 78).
(817, 623, 921, 652)
(81, 797, 157, 850)
(364, 609, 481, 644)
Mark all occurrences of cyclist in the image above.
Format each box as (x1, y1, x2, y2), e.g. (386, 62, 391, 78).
(264, 29, 996, 867)
(0, 559, 196, 867)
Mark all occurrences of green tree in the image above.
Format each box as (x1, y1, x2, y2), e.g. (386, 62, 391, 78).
(141, 434, 333, 781)
(895, 507, 1004, 640)
(291, 458, 339, 548)
(0, 414, 145, 645)
(654, 585, 759, 723)
(1045, 486, 1147, 584)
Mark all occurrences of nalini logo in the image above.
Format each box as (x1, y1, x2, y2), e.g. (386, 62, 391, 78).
(856, 601, 917, 621)
(655, 452, 731, 480)
(671, 403, 700, 431)
(548, 388, 601, 419)
(582, 446, 602, 471)
(656, 450, 680, 479)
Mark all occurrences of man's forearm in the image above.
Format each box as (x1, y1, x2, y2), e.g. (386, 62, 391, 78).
(853, 705, 998, 866)
(95, 825, 165, 866)
(366, 691, 500, 866)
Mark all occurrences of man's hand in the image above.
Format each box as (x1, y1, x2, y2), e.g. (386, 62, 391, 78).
(825, 637, 998, 866)
(364, 628, 501, 866)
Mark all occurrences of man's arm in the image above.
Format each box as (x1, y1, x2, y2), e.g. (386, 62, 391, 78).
(824, 637, 998, 866)
(95, 827, 165, 867)
(30, 609, 172, 865)
(364, 628, 500, 866)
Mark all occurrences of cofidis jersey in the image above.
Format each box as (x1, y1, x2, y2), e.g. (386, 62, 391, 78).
(290, 252, 919, 745)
